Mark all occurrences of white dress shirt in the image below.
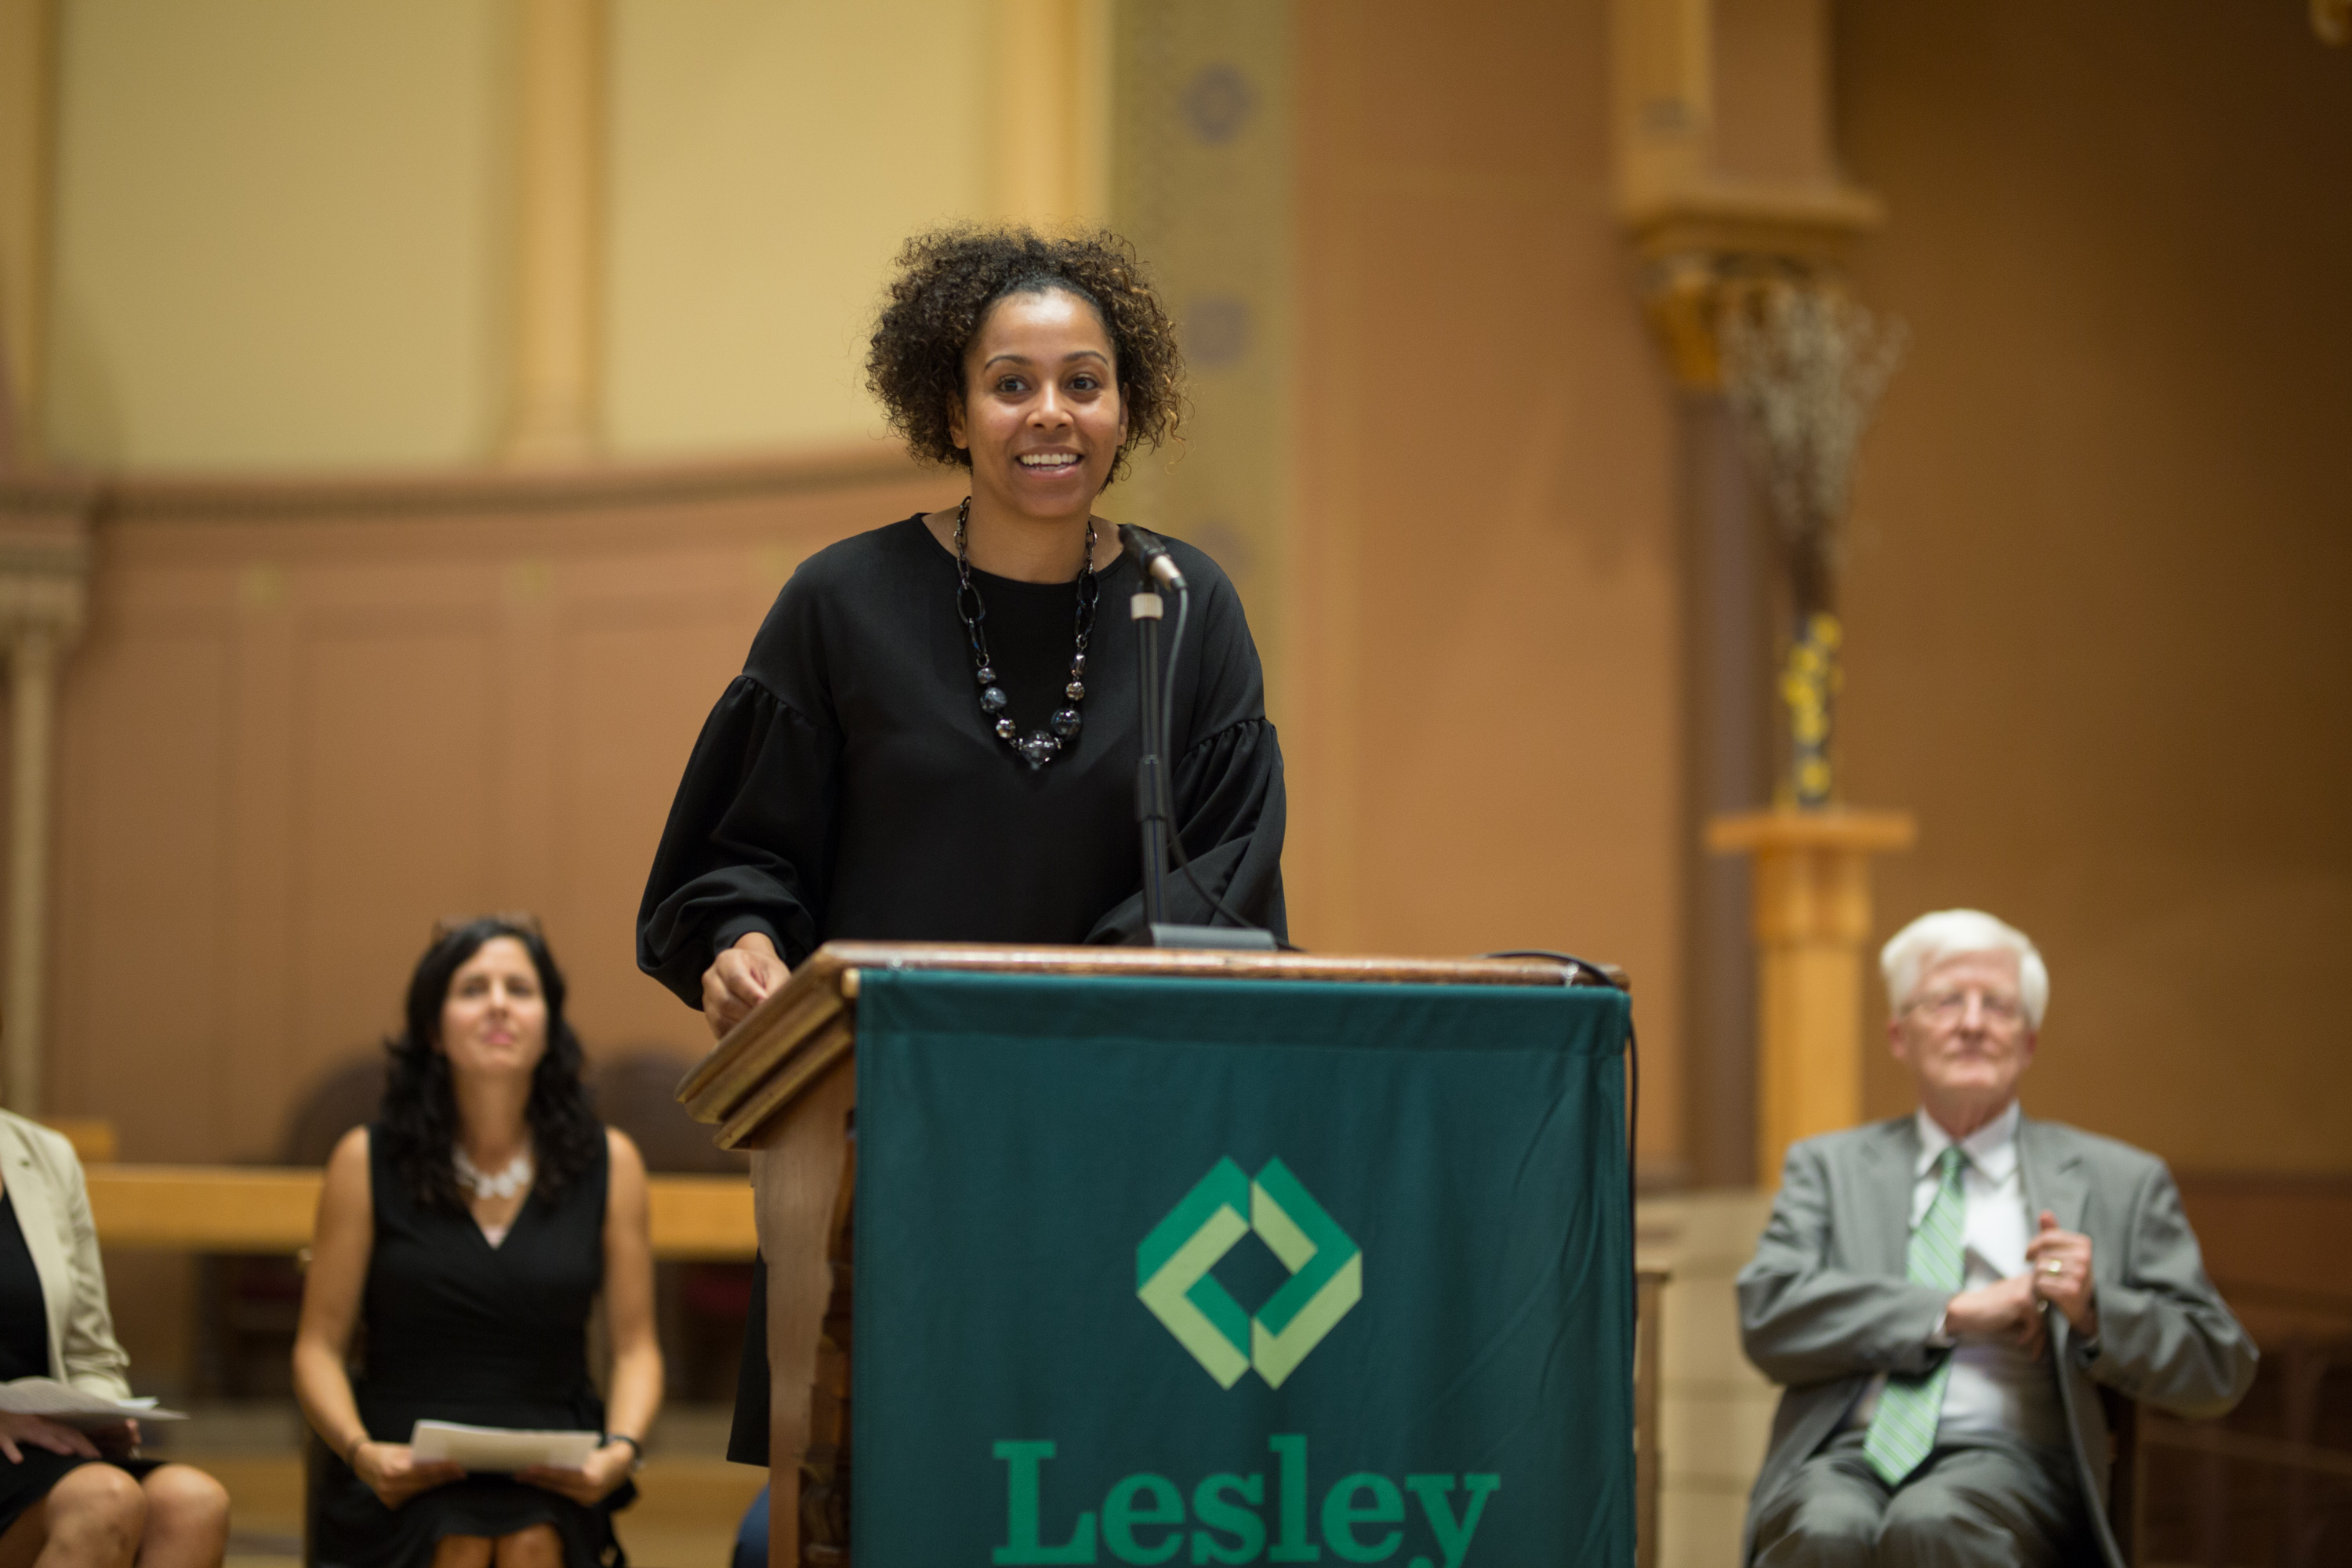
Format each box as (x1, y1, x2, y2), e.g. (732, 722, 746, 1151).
(1846, 1102, 2067, 1448)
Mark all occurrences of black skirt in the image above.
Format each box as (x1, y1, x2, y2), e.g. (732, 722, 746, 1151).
(0, 1454, 162, 1541)
(314, 1464, 624, 1568)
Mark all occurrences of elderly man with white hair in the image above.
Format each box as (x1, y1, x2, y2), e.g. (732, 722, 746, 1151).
(1737, 909, 2256, 1567)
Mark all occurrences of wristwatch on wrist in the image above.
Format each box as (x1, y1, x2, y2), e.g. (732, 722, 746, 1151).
(605, 1432, 644, 1472)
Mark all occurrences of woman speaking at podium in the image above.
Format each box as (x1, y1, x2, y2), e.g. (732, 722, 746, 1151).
(637, 227, 1287, 1462)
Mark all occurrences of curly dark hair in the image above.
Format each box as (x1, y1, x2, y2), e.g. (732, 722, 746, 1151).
(866, 226, 1184, 483)
(377, 917, 604, 1214)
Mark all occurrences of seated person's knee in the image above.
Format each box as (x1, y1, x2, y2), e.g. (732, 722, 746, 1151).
(51, 1464, 147, 1549)
(430, 1535, 495, 1568)
(1878, 1497, 2014, 1566)
(492, 1523, 564, 1568)
(1757, 1490, 1878, 1566)
(141, 1465, 229, 1530)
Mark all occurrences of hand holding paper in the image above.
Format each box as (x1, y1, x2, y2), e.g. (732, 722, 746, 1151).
(0, 1378, 183, 1432)
(407, 1421, 601, 1473)
(347, 1440, 464, 1511)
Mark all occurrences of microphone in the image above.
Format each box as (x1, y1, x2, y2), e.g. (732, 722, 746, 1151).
(1116, 524, 1273, 951)
(1118, 524, 1188, 593)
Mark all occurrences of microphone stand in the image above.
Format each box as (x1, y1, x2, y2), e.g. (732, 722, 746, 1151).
(1124, 532, 1276, 951)
(1131, 584, 1172, 930)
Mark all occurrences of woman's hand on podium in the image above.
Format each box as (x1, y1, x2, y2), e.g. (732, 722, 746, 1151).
(350, 1441, 463, 1509)
(517, 1443, 636, 1506)
(0, 1412, 99, 1464)
(702, 931, 787, 1038)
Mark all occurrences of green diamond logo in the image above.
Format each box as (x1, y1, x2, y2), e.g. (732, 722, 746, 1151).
(1135, 1156, 1363, 1388)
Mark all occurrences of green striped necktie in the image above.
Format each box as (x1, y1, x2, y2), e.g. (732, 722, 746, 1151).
(1864, 1144, 1967, 1485)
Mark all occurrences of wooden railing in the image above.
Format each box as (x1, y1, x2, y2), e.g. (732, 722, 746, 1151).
(2134, 1281, 2352, 1563)
(84, 1166, 755, 1260)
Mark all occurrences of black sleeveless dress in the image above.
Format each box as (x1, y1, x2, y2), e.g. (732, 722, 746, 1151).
(311, 1131, 634, 1568)
(0, 1192, 158, 1537)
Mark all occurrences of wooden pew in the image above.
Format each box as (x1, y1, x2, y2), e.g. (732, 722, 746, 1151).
(83, 1166, 756, 1259)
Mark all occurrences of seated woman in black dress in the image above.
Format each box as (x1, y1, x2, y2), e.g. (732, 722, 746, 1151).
(294, 919, 661, 1568)
(0, 1109, 227, 1568)
(639, 227, 1286, 1469)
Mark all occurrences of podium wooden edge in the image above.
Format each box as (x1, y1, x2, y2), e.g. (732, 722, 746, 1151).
(675, 940, 1608, 1150)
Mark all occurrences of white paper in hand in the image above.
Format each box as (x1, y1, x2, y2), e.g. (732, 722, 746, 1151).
(0, 1378, 185, 1431)
(408, 1421, 600, 1472)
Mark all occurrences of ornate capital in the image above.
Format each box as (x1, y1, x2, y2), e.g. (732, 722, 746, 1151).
(1610, 0, 1885, 390)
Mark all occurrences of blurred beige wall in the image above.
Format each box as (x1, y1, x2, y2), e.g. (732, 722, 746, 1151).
(50, 456, 953, 1163)
(7, 0, 2346, 1193)
(604, 0, 992, 456)
(38, 0, 1001, 469)
(1837, 0, 2352, 1174)
(45, 0, 514, 467)
(1288, 0, 1689, 1171)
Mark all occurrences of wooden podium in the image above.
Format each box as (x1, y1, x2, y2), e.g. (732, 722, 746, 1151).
(675, 940, 1604, 1567)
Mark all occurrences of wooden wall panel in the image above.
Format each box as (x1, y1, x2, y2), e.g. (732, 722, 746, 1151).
(53, 629, 231, 1162)
(553, 608, 770, 1044)
(46, 455, 953, 1163)
(294, 623, 499, 1103)
(1291, 0, 1686, 1172)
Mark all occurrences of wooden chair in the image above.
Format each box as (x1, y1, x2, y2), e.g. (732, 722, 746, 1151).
(593, 1047, 757, 1401)
(301, 1428, 335, 1568)
(2100, 1386, 2143, 1566)
(201, 1058, 387, 1395)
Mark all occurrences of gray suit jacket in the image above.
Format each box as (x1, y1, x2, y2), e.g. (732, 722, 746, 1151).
(1737, 1113, 2257, 1567)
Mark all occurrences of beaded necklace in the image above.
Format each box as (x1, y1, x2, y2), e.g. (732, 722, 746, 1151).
(453, 1143, 533, 1201)
(953, 495, 1098, 769)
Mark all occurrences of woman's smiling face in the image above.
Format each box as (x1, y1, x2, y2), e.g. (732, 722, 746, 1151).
(949, 285, 1127, 524)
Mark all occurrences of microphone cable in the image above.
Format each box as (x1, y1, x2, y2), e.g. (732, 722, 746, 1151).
(1483, 948, 1640, 1331)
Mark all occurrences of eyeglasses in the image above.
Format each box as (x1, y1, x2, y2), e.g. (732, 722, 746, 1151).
(1904, 988, 2027, 1029)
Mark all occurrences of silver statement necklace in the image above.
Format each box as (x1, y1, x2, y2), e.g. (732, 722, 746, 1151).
(454, 1144, 534, 1201)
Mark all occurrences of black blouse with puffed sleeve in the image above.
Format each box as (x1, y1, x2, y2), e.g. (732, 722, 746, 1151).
(637, 514, 1287, 1004)
(637, 514, 1287, 1465)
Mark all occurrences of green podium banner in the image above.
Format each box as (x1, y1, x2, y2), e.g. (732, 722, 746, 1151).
(855, 971, 1634, 1567)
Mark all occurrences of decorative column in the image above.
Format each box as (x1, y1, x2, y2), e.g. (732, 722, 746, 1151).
(503, 0, 604, 464)
(1706, 810, 1914, 1185)
(0, 0, 58, 466)
(990, 0, 1112, 227)
(0, 475, 91, 1114)
(1609, 0, 1897, 1186)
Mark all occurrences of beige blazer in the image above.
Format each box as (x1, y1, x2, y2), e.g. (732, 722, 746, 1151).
(0, 1110, 132, 1399)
